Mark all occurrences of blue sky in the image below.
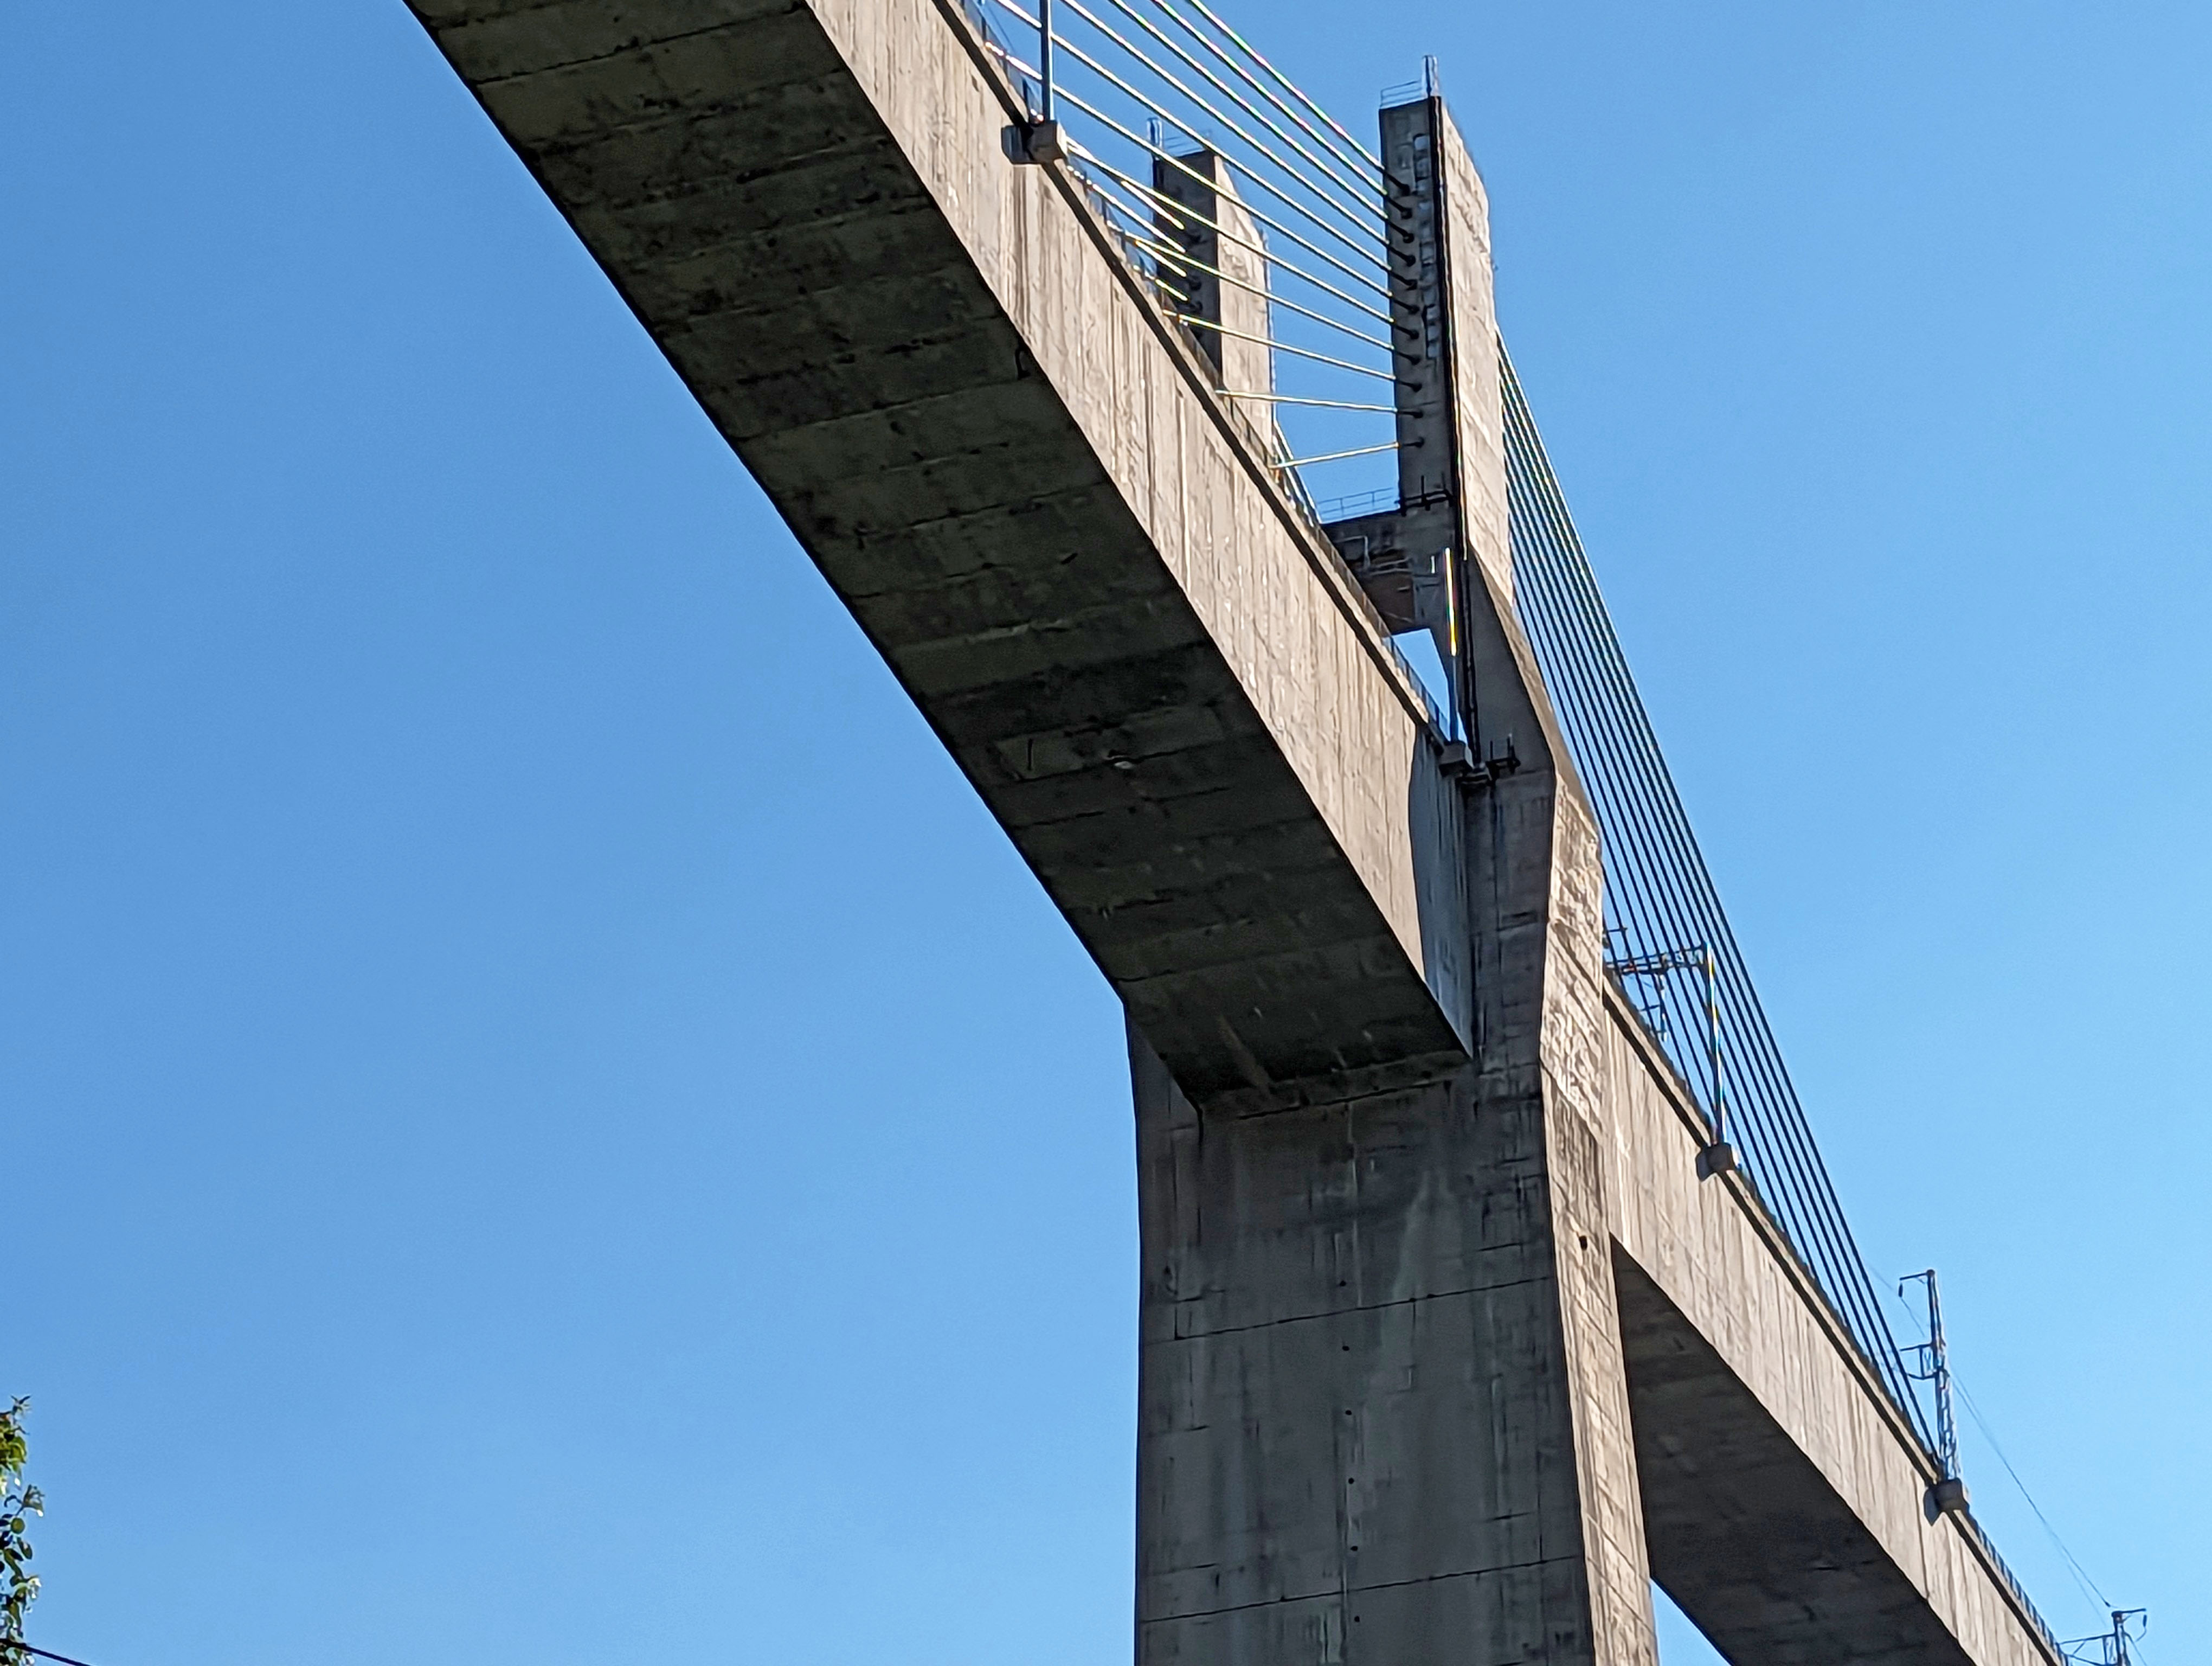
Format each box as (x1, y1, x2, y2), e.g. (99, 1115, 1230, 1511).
(4, 3, 2205, 1663)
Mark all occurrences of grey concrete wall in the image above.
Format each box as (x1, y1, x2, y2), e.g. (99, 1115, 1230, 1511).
(1130, 737, 1657, 1666)
(1134, 1025, 1649, 1666)
(1152, 148, 1274, 440)
(1430, 105, 1509, 605)
(1602, 992, 2061, 1666)
(1376, 98, 1510, 617)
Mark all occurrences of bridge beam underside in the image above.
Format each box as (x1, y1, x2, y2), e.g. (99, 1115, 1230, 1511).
(1601, 1000, 2059, 1666)
(398, 7, 2066, 1666)
(406, 0, 1470, 1100)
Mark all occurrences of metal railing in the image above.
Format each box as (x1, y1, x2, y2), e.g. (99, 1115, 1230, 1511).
(960, 0, 1404, 506)
(1501, 345, 1941, 1451)
(953, 0, 1449, 732)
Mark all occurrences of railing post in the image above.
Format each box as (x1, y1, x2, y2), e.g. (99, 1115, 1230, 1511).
(1007, 0, 1063, 164)
(1038, 0, 1054, 122)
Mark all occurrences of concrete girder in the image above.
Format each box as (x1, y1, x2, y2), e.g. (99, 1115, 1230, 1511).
(407, 0, 1475, 1097)
(395, 6, 2067, 1666)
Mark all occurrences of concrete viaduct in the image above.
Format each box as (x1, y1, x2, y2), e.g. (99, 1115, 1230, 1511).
(396, 3, 2065, 1663)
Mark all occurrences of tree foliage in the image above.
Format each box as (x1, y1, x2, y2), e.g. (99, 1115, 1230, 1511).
(0, 1398, 38, 1666)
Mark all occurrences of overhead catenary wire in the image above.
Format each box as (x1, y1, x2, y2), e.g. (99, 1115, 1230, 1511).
(1879, 1276, 2115, 1620)
(1960, 1375, 2113, 1615)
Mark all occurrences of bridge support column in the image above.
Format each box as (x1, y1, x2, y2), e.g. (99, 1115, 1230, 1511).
(1132, 85, 1656, 1666)
(1131, 744, 1655, 1666)
(1134, 1000, 1654, 1665)
(394, 9, 2070, 1662)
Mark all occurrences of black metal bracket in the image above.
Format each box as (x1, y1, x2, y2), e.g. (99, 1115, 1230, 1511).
(1004, 120, 1066, 165)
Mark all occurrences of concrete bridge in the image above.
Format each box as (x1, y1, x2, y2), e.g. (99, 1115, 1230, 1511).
(398, 3, 2066, 1662)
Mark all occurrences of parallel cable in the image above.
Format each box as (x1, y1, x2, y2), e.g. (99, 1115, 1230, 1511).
(1060, 0, 1387, 239)
(1280, 441, 1398, 467)
(1114, 227, 1397, 348)
(1138, 0, 1391, 189)
(1942, 1356, 2114, 1615)
(1170, 0, 1390, 173)
(1052, 98, 1394, 292)
(1515, 444, 1913, 1395)
(1508, 399, 1816, 1209)
(1512, 466, 1905, 1377)
(1090, 0, 1391, 213)
(1126, 229, 1397, 331)
(990, 0, 1385, 264)
(1219, 390, 1398, 412)
(963, 0, 1408, 510)
(1502, 348, 1939, 1446)
(1176, 317, 1400, 379)
(1071, 150, 1394, 311)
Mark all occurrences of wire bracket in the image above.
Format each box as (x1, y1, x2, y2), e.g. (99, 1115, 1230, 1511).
(1007, 119, 1067, 164)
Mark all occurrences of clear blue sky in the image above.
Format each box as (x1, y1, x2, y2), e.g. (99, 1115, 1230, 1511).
(5, 3, 2205, 1663)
